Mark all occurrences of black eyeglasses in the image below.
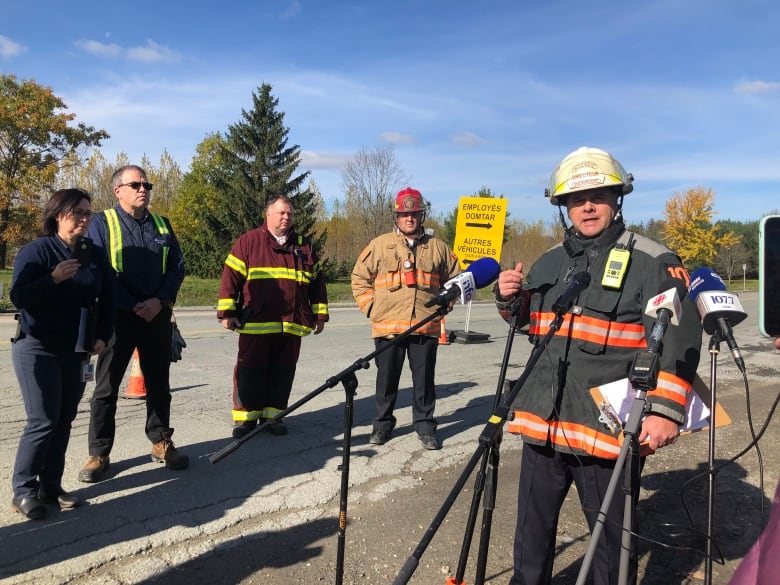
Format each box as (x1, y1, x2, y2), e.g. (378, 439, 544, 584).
(118, 181, 153, 191)
(70, 209, 93, 221)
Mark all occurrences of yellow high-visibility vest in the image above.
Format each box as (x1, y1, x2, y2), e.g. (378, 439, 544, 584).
(103, 208, 170, 274)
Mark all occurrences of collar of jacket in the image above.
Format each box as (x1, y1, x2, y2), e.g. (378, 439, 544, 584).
(261, 223, 301, 250)
(114, 204, 151, 223)
(563, 219, 625, 257)
(394, 229, 428, 248)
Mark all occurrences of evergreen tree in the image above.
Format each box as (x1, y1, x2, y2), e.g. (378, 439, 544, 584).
(208, 83, 325, 263)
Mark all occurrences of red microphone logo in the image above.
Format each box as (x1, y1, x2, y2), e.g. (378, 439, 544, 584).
(652, 293, 667, 308)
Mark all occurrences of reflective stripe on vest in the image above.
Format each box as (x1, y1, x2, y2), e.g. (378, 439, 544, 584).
(104, 208, 169, 274)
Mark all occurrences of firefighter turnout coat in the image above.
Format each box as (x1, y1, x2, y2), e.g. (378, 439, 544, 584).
(216, 224, 329, 336)
(352, 231, 461, 338)
(497, 221, 702, 459)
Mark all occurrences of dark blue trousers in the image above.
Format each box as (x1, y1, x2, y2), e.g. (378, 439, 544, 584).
(510, 442, 642, 585)
(12, 336, 86, 498)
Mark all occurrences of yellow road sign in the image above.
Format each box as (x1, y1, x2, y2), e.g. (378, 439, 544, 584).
(454, 197, 507, 268)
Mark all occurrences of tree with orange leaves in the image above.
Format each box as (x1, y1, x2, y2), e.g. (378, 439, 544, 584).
(661, 186, 741, 267)
(0, 74, 108, 268)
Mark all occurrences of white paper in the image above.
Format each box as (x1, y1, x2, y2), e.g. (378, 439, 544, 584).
(595, 377, 711, 432)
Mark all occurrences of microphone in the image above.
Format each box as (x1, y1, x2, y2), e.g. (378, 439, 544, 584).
(551, 271, 591, 314)
(630, 279, 685, 390)
(644, 279, 685, 355)
(688, 266, 747, 372)
(424, 257, 500, 308)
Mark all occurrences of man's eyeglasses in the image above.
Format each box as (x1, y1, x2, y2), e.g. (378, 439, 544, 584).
(69, 209, 93, 221)
(118, 181, 153, 191)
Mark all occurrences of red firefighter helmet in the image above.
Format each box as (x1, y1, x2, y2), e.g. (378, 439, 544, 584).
(394, 187, 426, 213)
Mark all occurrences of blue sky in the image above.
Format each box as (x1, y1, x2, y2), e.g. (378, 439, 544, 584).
(2, 0, 779, 226)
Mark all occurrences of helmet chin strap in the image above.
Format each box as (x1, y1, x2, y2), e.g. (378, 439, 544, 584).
(393, 212, 426, 235)
(557, 205, 572, 234)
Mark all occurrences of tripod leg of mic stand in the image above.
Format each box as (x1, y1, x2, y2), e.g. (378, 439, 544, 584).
(473, 443, 500, 585)
(335, 372, 359, 585)
(705, 337, 719, 585)
(576, 394, 647, 585)
(619, 439, 641, 584)
(451, 446, 492, 585)
(453, 315, 518, 585)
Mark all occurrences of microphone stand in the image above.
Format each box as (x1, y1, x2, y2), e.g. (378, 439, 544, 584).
(703, 330, 722, 585)
(575, 350, 655, 585)
(209, 302, 452, 585)
(393, 307, 566, 585)
(451, 302, 523, 585)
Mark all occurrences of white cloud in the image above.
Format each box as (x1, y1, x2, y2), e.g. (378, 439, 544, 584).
(0, 34, 26, 58)
(380, 131, 417, 144)
(279, 1, 302, 19)
(300, 150, 350, 170)
(75, 39, 122, 58)
(734, 80, 780, 94)
(451, 132, 487, 146)
(74, 38, 179, 63)
(126, 40, 180, 63)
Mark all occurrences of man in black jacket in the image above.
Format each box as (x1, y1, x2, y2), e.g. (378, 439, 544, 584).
(79, 164, 188, 483)
(495, 147, 702, 585)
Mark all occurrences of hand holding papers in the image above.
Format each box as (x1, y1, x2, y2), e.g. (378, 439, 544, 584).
(590, 376, 730, 440)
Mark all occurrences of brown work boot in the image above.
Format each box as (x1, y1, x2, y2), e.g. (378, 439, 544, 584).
(78, 456, 110, 483)
(151, 431, 189, 470)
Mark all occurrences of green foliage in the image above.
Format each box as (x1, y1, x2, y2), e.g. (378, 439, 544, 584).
(320, 258, 356, 281)
(0, 74, 109, 269)
(169, 133, 232, 278)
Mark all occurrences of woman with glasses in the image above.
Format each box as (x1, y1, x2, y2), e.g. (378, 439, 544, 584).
(9, 188, 115, 520)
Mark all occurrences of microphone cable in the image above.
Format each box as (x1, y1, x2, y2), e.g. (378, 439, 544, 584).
(680, 369, 778, 532)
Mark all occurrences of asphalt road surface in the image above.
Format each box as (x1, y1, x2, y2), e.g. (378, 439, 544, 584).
(0, 296, 778, 584)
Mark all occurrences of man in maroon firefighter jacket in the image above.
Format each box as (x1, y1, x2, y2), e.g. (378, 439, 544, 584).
(217, 195, 328, 438)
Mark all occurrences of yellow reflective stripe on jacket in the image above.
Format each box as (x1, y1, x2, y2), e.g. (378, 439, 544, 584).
(105, 208, 123, 272)
(225, 253, 248, 277)
(104, 209, 170, 274)
(238, 321, 313, 336)
(311, 302, 328, 317)
(246, 266, 314, 284)
(217, 298, 239, 311)
(150, 213, 170, 274)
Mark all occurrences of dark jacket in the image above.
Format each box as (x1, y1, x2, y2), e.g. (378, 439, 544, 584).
(499, 221, 702, 458)
(87, 205, 185, 311)
(216, 224, 329, 336)
(11, 235, 116, 353)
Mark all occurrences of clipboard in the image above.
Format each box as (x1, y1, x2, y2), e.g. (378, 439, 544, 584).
(590, 374, 731, 443)
(75, 302, 98, 353)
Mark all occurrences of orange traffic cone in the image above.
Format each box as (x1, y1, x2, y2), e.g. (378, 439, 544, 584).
(122, 348, 147, 399)
(438, 318, 450, 345)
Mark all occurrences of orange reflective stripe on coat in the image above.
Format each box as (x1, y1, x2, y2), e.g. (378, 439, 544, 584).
(649, 370, 691, 408)
(507, 411, 622, 459)
(372, 319, 439, 337)
(529, 311, 647, 348)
